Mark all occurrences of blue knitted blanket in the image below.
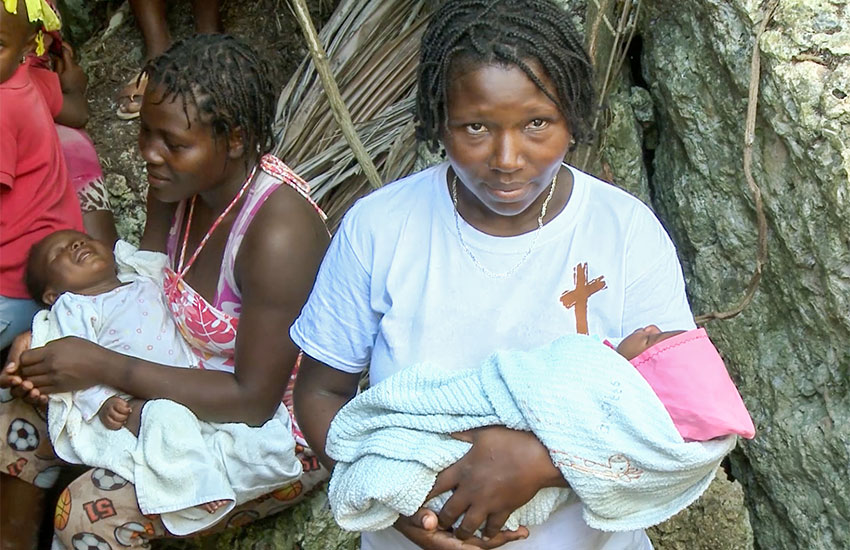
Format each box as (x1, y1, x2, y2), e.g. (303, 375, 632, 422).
(327, 334, 735, 533)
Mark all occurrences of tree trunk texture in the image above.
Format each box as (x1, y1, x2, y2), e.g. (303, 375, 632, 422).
(637, 1, 849, 548)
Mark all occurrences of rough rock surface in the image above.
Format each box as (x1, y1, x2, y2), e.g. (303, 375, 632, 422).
(155, 489, 358, 550)
(648, 473, 754, 550)
(639, 1, 850, 548)
(54, 0, 114, 44)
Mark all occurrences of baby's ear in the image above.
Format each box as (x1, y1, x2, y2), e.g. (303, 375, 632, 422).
(227, 127, 246, 160)
(42, 289, 59, 307)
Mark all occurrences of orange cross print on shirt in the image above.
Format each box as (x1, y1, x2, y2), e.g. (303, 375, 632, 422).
(560, 262, 607, 334)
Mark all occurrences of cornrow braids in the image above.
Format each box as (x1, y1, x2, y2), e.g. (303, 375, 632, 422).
(141, 34, 277, 158)
(416, 0, 596, 152)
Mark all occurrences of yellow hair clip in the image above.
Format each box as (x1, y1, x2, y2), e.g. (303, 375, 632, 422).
(34, 29, 45, 55)
(2, 0, 61, 33)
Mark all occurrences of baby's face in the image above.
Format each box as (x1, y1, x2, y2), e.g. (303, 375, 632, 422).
(617, 325, 686, 360)
(34, 230, 116, 305)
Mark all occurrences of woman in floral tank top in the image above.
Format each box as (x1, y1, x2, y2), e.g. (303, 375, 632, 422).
(0, 35, 330, 549)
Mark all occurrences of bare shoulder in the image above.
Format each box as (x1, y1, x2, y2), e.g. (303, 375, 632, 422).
(235, 183, 330, 290)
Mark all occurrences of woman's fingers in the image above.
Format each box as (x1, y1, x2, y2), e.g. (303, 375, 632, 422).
(454, 505, 487, 540)
(481, 511, 513, 539)
(18, 346, 47, 371)
(21, 373, 53, 389)
(410, 507, 439, 530)
(9, 378, 34, 399)
(428, 459, 461, 500)
(17, 385, 49, 406)
(473, 526, 529, 548)
(395, 508, 525, 549)
(437, 489, 471, 531)
(18, 337, 112, 394)
(0, 364, 23, 390)
(394, 514, 469, 550)
(5, 331, 32, 370)
(1, 361, 20, 375)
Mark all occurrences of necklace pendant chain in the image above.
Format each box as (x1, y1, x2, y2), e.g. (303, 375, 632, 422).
(451, 172, 557, 280)
(176, 165, 258, 276)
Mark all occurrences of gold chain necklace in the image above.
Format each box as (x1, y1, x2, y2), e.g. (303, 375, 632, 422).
(451, 173, 557, 280)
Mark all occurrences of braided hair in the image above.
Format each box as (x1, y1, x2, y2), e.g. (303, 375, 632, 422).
(416, 0, 595, 152)
(141, 34, 277, 157)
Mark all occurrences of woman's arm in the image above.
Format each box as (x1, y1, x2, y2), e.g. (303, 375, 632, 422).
(20, 188, 330, 425)
(293, 354, 361, 469)
(138, 189, 177, 253)
(52, 44, 89, 128)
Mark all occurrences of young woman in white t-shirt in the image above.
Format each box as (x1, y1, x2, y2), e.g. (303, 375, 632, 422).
(291, 1, 695, 549)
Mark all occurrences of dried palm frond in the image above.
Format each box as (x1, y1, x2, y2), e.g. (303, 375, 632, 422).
(574, 0, 642, 173)
(274, 0, 436, 227)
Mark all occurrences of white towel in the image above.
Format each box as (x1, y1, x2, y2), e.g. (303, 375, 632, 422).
(46, 386, 302, 535)
(326, 334, 735, 533)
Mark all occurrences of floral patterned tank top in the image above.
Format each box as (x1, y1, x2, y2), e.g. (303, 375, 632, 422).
(164, 154, 326, 372)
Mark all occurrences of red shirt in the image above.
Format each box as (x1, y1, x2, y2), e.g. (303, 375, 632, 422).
(0, 63, 84, 298)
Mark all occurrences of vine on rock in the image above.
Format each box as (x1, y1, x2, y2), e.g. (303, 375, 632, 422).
(695, 0, 777, 324)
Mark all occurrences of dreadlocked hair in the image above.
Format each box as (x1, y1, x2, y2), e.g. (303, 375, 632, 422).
(416, 0, 596, 152)
(141, 34, 277, 157)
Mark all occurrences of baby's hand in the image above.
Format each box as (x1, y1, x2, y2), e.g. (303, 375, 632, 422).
(98, 396, 131, 430)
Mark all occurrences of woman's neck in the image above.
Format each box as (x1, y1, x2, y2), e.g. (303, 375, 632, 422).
(196, 154, 258, 215)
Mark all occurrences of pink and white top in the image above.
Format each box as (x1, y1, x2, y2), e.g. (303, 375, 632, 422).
(164, 154, 325, 373)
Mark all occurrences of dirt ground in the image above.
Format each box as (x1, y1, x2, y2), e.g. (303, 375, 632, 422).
(75, 0, 335, 243)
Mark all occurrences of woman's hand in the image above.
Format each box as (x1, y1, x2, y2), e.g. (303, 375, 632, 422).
(394, 508, 528, 549)
(0, 331, 47, 406)
(50, 42, 90, 128)
(3, 330, 31, 373)
(430, 426, 567, 540)
(17, 336, 115, 395)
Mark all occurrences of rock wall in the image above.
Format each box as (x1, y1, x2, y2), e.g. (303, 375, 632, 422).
(638, 1, 850, 548)
(648, 474, 754, 550)
(156, 490, 358, 550)
(54, 0, 114, 44)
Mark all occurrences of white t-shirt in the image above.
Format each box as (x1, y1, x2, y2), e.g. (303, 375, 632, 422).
(291, 162, 695, 550)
